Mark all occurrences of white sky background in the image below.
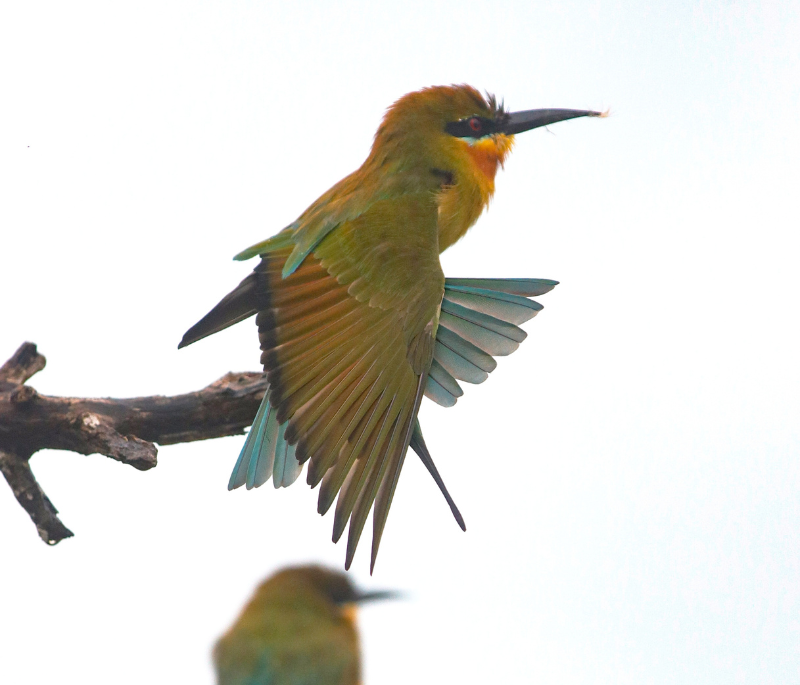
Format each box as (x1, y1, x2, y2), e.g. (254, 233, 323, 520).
(2, 1, 799, 683)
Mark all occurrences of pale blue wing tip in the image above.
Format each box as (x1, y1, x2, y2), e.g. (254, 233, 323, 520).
(228, 451, 248, 490)
(274, 441, 302, 488)
(445, 277, 560, 297)
(228, 428, 257, 490)
(271, 423, 288, 488)
(238, 393, 272, 490)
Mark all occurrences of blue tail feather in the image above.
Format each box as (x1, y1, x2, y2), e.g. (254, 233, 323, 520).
(229, 391, 271, 490)
(230, 388, 304, 492)
(245, 403, 272, 489)
(248, 406, 280, 489)
(273, 423, 303, 487)
(271, 422, 290, 488)
(281, 443, 302, 487)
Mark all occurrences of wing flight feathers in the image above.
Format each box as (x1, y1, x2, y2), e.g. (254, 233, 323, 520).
(241, 244, 431, 568)
(423, 277, 559, 407)
(185, 261, 558, 568)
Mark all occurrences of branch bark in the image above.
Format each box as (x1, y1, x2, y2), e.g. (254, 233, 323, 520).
(0, 342, 266, 545)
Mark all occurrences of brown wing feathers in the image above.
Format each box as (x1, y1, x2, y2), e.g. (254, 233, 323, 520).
(255, 248, 423, 569)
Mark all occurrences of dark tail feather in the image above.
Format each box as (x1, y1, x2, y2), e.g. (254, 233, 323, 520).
(409, 419, 466, 531)
(178, 273, 259, 348)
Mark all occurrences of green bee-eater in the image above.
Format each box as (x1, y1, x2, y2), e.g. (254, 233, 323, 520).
(214, 565, 395, 685)
(180, 85, 602, 571)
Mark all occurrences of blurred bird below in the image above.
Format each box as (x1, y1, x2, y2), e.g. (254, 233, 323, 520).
(180, 85, 604, 571)
(214, 565, 397, 685)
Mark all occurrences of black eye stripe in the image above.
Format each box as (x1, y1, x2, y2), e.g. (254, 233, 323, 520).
(445, 116, 497, 138)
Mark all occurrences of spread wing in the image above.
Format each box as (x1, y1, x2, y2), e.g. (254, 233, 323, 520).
(180, 189, 558, 569)
(226, 193, 444, 571)
(423, 278, 559, 407)
(180, 268, 557, 568)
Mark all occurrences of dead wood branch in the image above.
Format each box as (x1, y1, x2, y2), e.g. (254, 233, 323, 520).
(0, 342, 266, 545)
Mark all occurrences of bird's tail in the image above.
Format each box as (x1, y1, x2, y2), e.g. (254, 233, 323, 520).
(228, 386, 303, 490)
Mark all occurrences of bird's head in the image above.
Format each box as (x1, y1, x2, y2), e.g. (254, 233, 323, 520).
(300, 566, 398, 605)
(260, 565, 398, 624)
(365, 85, 603, 251)
(369, 84, 602, 190)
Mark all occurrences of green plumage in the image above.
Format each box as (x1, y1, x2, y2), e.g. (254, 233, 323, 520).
(183, 266, 556, 567)
(178, 84, 595, 570)
(214, 566, 392, 685)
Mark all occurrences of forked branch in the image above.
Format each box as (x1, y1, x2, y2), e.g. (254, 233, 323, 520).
(0, 342, 265, 545)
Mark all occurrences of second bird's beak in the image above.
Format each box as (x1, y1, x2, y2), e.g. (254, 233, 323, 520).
(353, 589, 401, 604)
(501, 108, 604, 135)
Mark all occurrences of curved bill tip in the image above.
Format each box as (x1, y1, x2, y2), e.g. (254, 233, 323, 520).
(502, 108, 605, 135)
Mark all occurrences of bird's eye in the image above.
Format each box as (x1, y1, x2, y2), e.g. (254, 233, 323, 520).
(444, 116, 494, 138)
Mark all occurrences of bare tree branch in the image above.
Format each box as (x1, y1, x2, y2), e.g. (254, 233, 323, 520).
(0, 449, 74, 544)
(0, 342, 266, 545)
(0, 341, 47, 388)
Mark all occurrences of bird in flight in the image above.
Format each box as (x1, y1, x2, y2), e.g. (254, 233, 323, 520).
(180, 85, 602, 572)
(214, 565, 396, 685)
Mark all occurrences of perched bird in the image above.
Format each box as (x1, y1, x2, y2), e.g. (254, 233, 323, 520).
(214, 565, 395, 685)
(180, 85, 602, 571)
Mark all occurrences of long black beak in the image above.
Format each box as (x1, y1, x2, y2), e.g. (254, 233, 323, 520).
(501, 108, 603, 135)
(353, 589, 401, 604)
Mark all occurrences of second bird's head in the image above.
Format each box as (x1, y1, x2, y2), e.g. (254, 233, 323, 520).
(259, 565, 398, 622)
(368, 84, 602, 187)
